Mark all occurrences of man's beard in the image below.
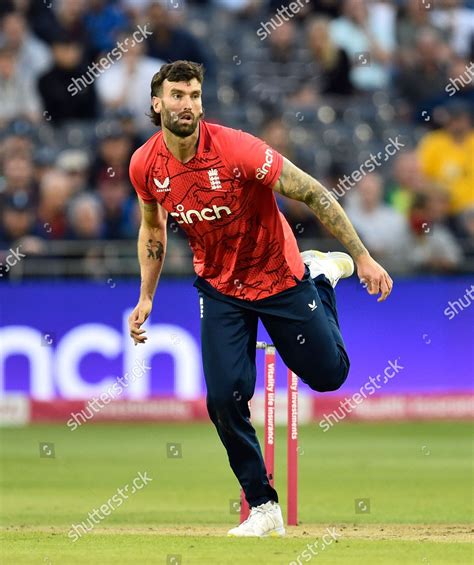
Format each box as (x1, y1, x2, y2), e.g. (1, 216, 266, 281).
(161, 105, 203, 138)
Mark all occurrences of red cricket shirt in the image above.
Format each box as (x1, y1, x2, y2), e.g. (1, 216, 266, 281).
(129, 120, 304, 300)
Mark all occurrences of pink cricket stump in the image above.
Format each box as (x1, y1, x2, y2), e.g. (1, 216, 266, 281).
(264, 344, 276, 489)
(287, 368, 298, 526)
(240, 342, 298, 526)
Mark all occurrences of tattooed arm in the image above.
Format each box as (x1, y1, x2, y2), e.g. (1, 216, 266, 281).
(138, 198, 167, 300)
(129, 198, 168, 344)
(273, 158, 393, 301)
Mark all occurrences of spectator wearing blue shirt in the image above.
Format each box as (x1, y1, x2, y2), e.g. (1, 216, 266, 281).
(84, 0, 129, 55)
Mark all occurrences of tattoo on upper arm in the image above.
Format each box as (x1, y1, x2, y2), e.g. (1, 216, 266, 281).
(146, 239, 164, 261)
(274, 159, 320, 206)
(139, 198, 168, 229)
(141, 201, 157, 212)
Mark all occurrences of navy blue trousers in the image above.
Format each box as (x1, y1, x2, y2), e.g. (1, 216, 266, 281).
(193, 268, 350, 507)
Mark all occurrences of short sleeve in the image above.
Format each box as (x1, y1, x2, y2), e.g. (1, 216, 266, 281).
(231, 130, 283, 188)
(129, 149, 155, 203)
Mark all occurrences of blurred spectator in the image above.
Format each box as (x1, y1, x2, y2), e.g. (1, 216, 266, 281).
(1, 155, 36, 201)
(267, 0, 340, 19)
(89, 122, 133, 188)
(96, 32, 164, 135)
(430, 0, 474, 58)
(396, 27, 451, 115)
(65, 192, 107, 276)
(329, 0, 395, 91)
(35, 170, 73, 239)
(0, 11, 52, 81)
(0, 119, 35, 163)
(146, 2, 215, 80)
(345, 173, 412, 271)
(0, 192, 35, 247)
(409, 189, 463, 272)
(38, 36, 98, 125)
(387, 151, 428, 216)
(66, 193, 104, 240)
(33, 0, 90, 54)
(104, 108, 144, 150)
(244, 20, 314, 109)
(396, 0, 440, 66)
(446, 56, 474, 102)
(418, 103, 474, 215)
(96, 177, 134, 239)
(260, 117, 315, 173)
(0, 1, 15, 19)
(120, 0, 152, 20)
(305, 16, 352, 97)
(32, 146, 58, 187)
(0, 45, 41, 126)
(56, 149, 90, 195)
(83, 0, 129, 55)
(213, 0, 261, 17)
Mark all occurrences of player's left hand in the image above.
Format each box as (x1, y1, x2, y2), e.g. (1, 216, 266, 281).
(128, 298, 153, 345)
(356, 254, 393, 302)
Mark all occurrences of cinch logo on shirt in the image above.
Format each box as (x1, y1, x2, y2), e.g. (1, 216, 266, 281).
(170, 203, 232, 224)
(256, 148, 274, 180)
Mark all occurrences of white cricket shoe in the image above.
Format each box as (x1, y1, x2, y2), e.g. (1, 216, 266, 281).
(227, 501, 285, 537)
(301, 250, 354, 288)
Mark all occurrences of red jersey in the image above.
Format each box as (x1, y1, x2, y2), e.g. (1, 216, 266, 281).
(129, 120, 304, 300)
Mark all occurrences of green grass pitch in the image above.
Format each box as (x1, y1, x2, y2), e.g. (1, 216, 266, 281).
(0, 421, 472, 564)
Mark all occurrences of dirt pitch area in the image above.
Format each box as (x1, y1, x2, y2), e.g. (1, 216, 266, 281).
(5, 523, 473, 543)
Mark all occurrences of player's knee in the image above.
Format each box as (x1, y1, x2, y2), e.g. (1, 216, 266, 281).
(206, 389, 242, 415)
(311, 376, 345, 393)
(305, 359, 350, 393)
(206, 390, 245, 435)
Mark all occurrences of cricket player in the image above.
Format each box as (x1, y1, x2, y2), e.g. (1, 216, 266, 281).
(128, 60, 393, 537)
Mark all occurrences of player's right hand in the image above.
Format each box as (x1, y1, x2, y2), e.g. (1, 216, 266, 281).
(128, 298, 153, 345)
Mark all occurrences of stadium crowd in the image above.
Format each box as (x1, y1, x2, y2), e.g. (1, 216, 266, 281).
(0, 0, 473, 278)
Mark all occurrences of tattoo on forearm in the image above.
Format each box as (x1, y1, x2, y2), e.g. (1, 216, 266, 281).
(146, 239, 164, 261)
(275, 159, 367, 259)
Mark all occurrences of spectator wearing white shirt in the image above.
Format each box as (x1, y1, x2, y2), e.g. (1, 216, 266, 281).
(330, 0, 395, 91)
(430, 0, 474, 58)
(0, 45, 41, 126)
(345, 173, 412, 272)
(0, 11, 52, 81)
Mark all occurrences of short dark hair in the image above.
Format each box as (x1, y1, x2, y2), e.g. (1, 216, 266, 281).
(149, 60, 205, 127)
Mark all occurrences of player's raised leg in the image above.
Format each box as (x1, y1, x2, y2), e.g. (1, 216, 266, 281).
(258, 250, 353, 393)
